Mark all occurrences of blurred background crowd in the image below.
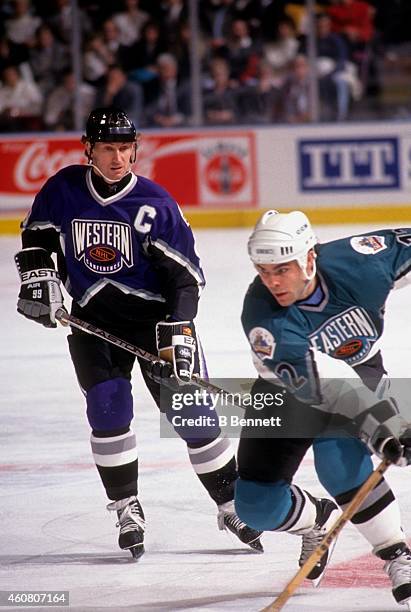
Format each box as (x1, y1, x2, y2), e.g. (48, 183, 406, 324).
(0, 0, 410, 132)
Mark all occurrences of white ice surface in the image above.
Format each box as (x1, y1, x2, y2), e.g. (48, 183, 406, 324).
(1, 222, 411, 612)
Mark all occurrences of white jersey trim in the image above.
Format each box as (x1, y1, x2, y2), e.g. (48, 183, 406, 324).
(86, 169, 138, 206)
(151, 238, 205, 293)
(22, 220, 61, 232)
(78, 278, 166, 307)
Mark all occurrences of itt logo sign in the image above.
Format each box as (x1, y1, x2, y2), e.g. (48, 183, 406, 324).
(299, 138, 400, 191)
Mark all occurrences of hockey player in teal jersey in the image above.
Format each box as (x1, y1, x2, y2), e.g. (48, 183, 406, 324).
(236, 210, 411, 605)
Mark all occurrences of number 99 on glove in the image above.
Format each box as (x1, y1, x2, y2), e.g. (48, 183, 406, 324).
(14, 247, 65, 328)
(156, 321, 196, 385)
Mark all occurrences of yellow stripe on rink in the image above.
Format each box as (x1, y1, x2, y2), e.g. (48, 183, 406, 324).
(0, 217, 22, 234)
(1, 205, 411, 234)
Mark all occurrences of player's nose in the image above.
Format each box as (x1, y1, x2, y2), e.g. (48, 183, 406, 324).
(264, 273, 280, 288)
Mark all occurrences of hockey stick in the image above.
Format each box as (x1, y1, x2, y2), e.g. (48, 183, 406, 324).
(55, 308, 239, 400)
(261, 457, 391, 612)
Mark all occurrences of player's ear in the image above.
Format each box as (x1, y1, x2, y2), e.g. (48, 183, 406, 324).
(83, 140, 92, 162)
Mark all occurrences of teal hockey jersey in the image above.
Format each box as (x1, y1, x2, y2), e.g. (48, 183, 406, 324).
(242, 228, 411, 406)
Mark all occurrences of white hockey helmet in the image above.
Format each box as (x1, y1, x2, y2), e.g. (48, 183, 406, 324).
(248, 210, 317, 279)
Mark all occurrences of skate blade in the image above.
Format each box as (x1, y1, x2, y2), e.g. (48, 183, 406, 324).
(406, 599, 411, 611)
(128, 544, 145, 561)
(248, 538, 264, 553)
(311, 537, 338, 588)
(222, 524, 264, 553)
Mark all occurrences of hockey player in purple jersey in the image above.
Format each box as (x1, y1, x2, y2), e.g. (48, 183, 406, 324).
(235, 210, 411, 605)
(14, 107, 262, 559)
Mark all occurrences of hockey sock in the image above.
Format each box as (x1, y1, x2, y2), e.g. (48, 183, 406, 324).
(275, 485, 317, 534)
(187, 434, 237, 505)
(335, 477, 405, 552)
(91, 426, 138, 501)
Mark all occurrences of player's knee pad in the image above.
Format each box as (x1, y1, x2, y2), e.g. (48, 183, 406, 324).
(313, 437, 373, 497)
(86, 377, 133, 431)
(234, 478, 292, 531)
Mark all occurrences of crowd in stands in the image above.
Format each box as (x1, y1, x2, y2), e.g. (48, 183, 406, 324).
(0, 0, 410, 132)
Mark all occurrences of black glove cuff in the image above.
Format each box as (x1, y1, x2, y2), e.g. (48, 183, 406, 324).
(15, 247, 55, 276)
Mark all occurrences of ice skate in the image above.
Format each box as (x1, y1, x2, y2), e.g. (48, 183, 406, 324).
(107, 495, 145, 560)
(377, 543, 411, 609)
(298, 498, 340, 586)
(217, 501, 263, 552)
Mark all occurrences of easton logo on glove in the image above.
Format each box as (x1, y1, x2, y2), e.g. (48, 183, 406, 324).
(15, 247, 65, 328)
(20, 268, 60, 282)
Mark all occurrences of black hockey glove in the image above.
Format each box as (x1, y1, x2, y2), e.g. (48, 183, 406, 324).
(374, 428, 411, 466)
(358, 399, 411, 466)
(146, 359, 180, 390)
(15, 247, 65, 328)
(155, 320, 196, 385)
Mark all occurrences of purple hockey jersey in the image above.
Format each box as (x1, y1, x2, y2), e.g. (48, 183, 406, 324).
(22, 165, 205, 323)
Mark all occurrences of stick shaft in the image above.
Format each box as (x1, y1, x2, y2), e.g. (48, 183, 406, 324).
(55, 308, 237, 399)
(262, 458, 391, 612)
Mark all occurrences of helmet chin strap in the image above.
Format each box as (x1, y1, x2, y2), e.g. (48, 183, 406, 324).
(89, 162, 132, 184)
(299, 252, 317, 282)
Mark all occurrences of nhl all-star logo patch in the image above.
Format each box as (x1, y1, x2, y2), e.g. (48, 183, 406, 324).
(72, 219, 134, 274)
(249, 327, 276, 360)
(350, 235, 387, 255)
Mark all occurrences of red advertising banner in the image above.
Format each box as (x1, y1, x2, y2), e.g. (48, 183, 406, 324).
(0, 130, 258, 212)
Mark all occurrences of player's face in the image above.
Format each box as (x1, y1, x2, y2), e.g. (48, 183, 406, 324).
(91, 141, 134, 181)
(255, 260, 315, 306)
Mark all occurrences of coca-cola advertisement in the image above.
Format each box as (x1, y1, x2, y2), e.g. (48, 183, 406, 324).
(0, 131, 258, 213)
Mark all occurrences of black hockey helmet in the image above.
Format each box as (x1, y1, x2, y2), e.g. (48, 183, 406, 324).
(82, 107, 137, 144)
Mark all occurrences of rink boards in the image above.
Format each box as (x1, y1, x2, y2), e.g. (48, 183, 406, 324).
(1, 121, 411, 232)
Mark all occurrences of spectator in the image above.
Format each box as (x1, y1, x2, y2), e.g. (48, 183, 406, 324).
(263, 16, 299, 83)
(203, 56, 240, 125)
(170, 21, 200, 82)
(327, 0, 375, 46)
(259, 0, 288, 41)
(112, 0, 149, 47)
(143, 53, 190, 127)
(327, 0, 376, 90)
(0, 34, 30, 75)
(0, 64, 43, 131)
(29, 24, 69, 95)
(83, 32, 117, 86)
(120, 20, 166, 76)
(47, 0, 92, 45)
(201, 0, 262, 42)
(95, 64, 143, 128)
(158, 0, 188, 46)
(279, 54, 336, 123)
(101, 19, 122, 59)
(225, 18, 262, 82)
(44, 69, 95, 131)
(202, 0, 237, 48)
(238, 59, 281, 124)
(228, 0, 264, 38)
(4, 0, 41, 46)
(169, 20, 208, 83)
(300, 13, 360, 121)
